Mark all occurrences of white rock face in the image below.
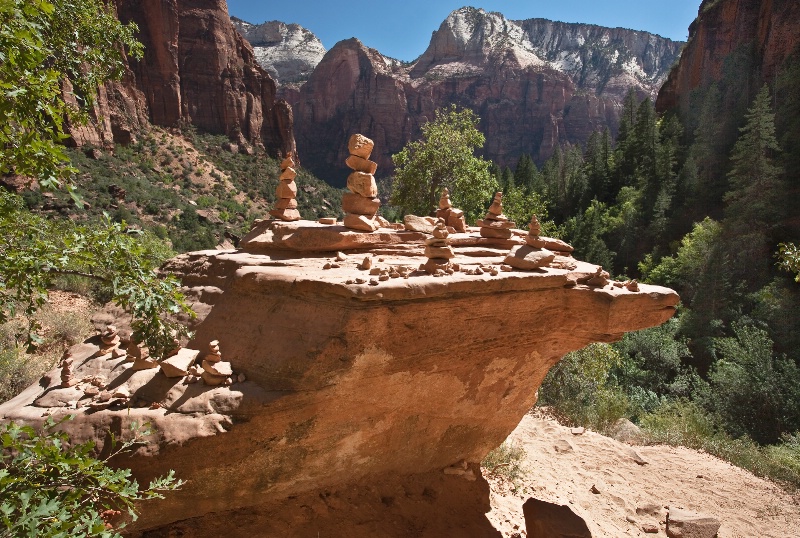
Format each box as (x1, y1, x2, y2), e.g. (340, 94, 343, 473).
(231, 17, 326, 85)
(411, 7, 682, 98)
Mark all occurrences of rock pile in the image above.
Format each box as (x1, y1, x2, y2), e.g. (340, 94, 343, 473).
(60, 353, 76, 388)
(421, 219, 455, 274)
(128, 336, 158, 371)
(342, 134, 380, 232)
(503, 214, 555, 270)
(201, 340, 233, 386)
(436, 188, 467, 233)
(269, 153, 301, 221)
(477, 192, 515, 239)
(99, 324, 121, 354)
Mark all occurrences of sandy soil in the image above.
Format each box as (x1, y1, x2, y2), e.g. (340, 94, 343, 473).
(486, 411, 800, 537)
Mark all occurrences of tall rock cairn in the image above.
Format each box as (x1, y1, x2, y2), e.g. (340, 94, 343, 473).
(343, 134, 380, 232)
(477, 192, 515, 239)
(269, 153, 301, 221)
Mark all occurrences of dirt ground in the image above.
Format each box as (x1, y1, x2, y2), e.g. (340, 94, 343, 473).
(486, 410, 800, 537)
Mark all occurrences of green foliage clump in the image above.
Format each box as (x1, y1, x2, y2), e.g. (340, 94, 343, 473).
(538, 343, 630, 432)
(0, 189, 194, 358)
(0, 417, 183, 537)
(390, 105, 497, 222)
(481, 441, 527, 486)
(0, 0, 141, 193)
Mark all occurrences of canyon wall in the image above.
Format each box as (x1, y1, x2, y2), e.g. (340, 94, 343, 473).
(656, 0, 800, 114)
(239, 8, 681, 184)
(69, 0, 295, 158)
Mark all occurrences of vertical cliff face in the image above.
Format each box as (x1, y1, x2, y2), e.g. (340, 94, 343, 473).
(656, 0, 800, 114)
(284, 7, 681, 184)
(69, 0, 295, 158)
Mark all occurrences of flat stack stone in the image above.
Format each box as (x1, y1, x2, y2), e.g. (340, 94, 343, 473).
(160, 348, 200, 378)
(477, 192, 515, 239)
(343, 134, 380, 232)
(269, 153, 301, 221)
(422, 219, 455, 274)
(435, 188, 467, 233)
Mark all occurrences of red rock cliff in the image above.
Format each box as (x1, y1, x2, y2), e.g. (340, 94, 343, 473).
(288, 8, 681, 185)
(656, 0, 800, 114)
(70, 0, 295, 158)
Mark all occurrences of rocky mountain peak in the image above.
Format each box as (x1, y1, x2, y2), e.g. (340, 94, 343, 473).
(231, 17, 326, 85)
(412, 7, 542, 76)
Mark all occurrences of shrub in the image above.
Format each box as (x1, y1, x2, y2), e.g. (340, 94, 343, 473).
(0, 417, 183, 536)
(482, 441, 527, 486)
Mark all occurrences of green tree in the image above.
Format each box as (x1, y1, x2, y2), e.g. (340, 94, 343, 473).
(1, 417, 183, 537)
(724, 85, 783, 231)
(390, 105, 497, 222)
(707, 322, 800, 444)
(777, 242, 800, 282)
(0, 0, 142, 194)
(0, 0, 191, 356)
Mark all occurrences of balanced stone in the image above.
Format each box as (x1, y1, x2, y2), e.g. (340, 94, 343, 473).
(346, 172, 378, 198)
(525, 235, 574, 252)
(342, 192, 380, 216)
(275, 180, 297, 199)
(403, 215, 435, 233)
(504, 245, 555, 270)
(273, 197, 298, 210)
(529, 214, 542, 237)
(206, 340, 222, 362)
(439, 188, 452, 210)
(345, 154, 378, 174)
(348, 134, 374, 159)
(476, 219, 515, 229)
(160, 348, 200, 378)
(279, 167, 297, 181)
(343, 213, 379, 232)
(425, 245, 455, 259)
(202, 359, 232, 377)
(280, 155, 294, 169)
(479, 227, 513, 239)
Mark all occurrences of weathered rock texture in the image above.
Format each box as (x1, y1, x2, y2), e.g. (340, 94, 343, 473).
(284, 7, 681, 184)
(68, 0, 295, 158)
(0, 221, 677, 535)
(231, 17, 326, 85)
(657, 0, 800, 114)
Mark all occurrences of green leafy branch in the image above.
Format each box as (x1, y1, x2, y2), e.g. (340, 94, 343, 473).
(0, 416, 183, 537)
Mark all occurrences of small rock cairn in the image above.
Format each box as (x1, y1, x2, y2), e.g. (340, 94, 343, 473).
(201, 340, 233, 386)
(269, 153, 300, 221)
(343, 134, 380, 232)
(421, 219, 455, 274)
(128, 335, 158, 371)
(478, 192, 515, 239)
(435, 188, 466, 232)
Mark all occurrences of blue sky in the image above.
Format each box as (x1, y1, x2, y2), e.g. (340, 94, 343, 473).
(226, 0, 700, 61)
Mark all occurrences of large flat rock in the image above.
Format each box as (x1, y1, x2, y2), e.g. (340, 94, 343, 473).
(0, 221, 678, 534)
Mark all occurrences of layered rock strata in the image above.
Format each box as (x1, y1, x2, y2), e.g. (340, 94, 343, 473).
(269, 154, 301, 221)
(342, 134, 381, 232)
(0, 219, 678, 535)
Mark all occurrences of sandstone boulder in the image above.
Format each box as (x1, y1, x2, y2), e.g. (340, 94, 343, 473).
(504, 246, 556, 270)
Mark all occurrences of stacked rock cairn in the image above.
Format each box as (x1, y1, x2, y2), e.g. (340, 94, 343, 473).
(269, 152, 300, 221)
(421, 219, 455, 274)
(343, 134, 381, 232)
(201, 340, 233, 386)
(478, 192, 515, 239)
(435, 188, 467, 232)
(128, 334, 158, 371)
